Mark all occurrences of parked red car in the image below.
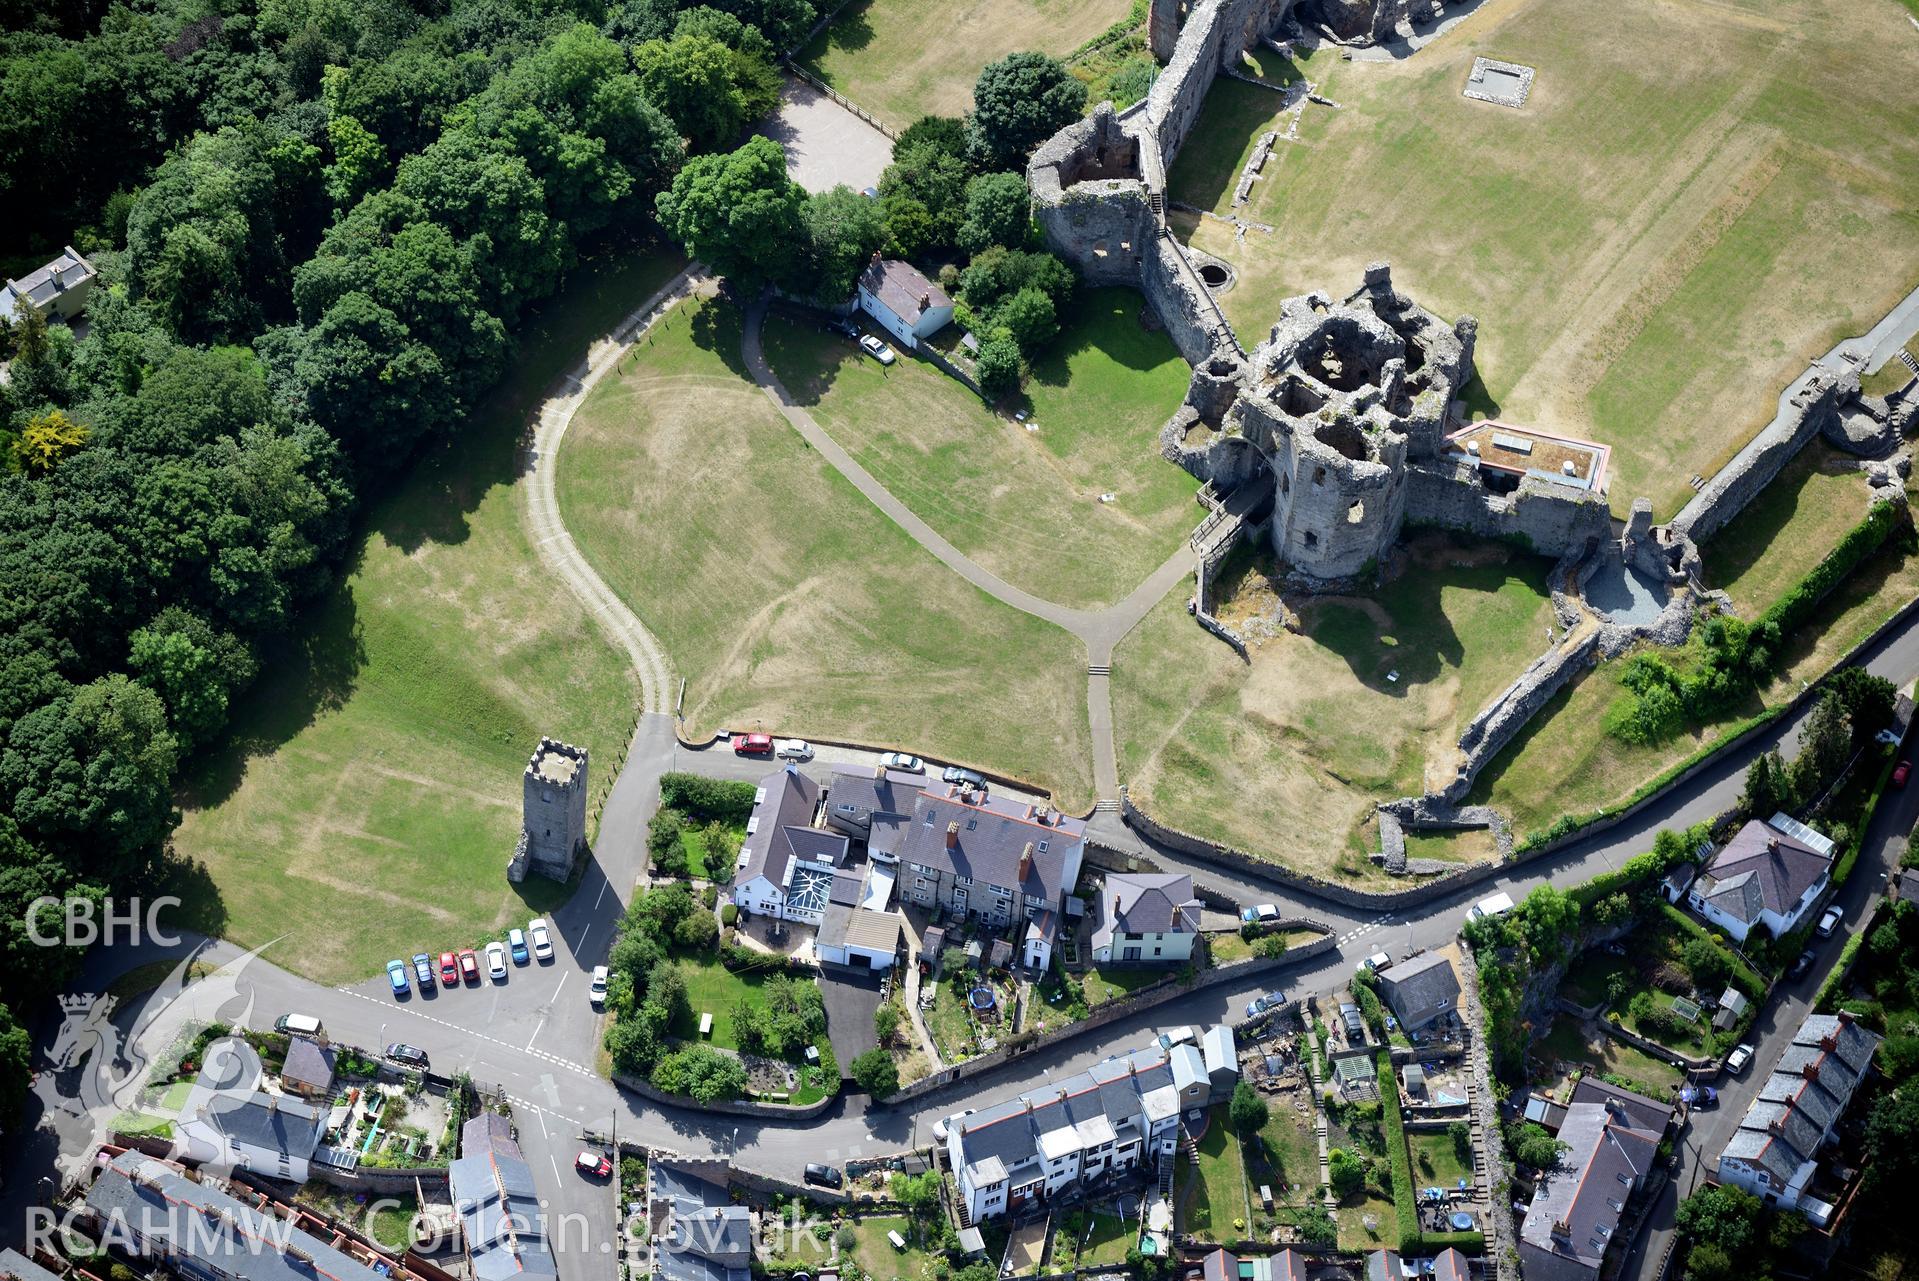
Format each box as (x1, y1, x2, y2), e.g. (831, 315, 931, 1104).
(1894, 760, 1911, 788)
(459, 949, 481, 982)
(732, 732, 773, 755)
(439, 951, 459, 984)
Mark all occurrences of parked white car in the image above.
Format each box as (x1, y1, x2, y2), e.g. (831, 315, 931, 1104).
(485, 941, 508, 980)
(776, 739, 814, 761)
(529, 917, 554, 961)
(1364, 951, 1391, 971)
(1817, 904, 1843, 937)
(881, 752, 924, 772)
(859, 334, 897, 365)
(1726, 1043, 1754, 1075)
(589, 965, 609, 1004)
(1468, 891, 1516, 922)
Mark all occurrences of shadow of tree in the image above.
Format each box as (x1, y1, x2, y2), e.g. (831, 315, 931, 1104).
(802, 0, 876, 60)
(1027, 287, 1177, 393)
(758, 308, 862, 406)
(687, 295, 756, 381)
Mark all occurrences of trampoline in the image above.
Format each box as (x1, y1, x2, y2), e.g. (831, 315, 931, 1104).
(968, 986, 998, 1013)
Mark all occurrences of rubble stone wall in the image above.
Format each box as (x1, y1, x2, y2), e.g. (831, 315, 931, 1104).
(1671, 367, 1858, 544)
(1403, 460, 1614, 559)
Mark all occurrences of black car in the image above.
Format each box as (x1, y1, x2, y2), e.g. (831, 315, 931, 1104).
(1788, 949, 1817, 981)
(941, 765, 986, 788)
(386, 1043, 430, 1069)
(803, 1163, 843, 1189)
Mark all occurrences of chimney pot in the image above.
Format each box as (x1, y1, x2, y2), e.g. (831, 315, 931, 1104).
(946, 820, 960, 849)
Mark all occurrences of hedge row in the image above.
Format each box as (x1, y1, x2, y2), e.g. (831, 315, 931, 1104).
(1833, 749, 1901, 888)
(1656, 902, 1764, 997)
(1815, 928, 1868, 1013)
(1377, 1053, 1486, 1255)
(1567, 823, 1711, 909)
(1758, 499, 1907, 637)
(660, 772, 759, 824)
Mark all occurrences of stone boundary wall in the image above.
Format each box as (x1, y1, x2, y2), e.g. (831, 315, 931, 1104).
(880, 940, 1332, 1107)
(613, 1070, 837, 1119)
(1594, 1018, 1714, 1073)
(309, 1164, 450, 1196)
(918, 342, 981, 394)
(1440, 628, 1604, 802)
(1672, 366, 1857, 543)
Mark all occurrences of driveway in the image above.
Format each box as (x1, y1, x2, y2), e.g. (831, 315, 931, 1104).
(818, 966, 886, 1064)
(754, 76, 893, 194)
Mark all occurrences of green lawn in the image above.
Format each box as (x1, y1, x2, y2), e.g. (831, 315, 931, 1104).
(760, 289, 1199, 610)
(795, 0, 1135, 129)
(1862, 338, 1919, 398)
(1182, 1111, 1253, 1241)
(1474, 483, 1919, 840)
(926, 979, 985, 1062)
(169, 248, 683, 983)
(847, 1216, 943, 1281)
(1170, 0, 1919, 519)
(1250, 1103, 1321, 1205)
(1407, 1131, 1474, 1191)
(1704, 444, 1874, 612)
(1115, 532, 1555, 876)
(1210, 927, 1321, 965)
(671, 953, 776, 1052)
(1076, 1207, 1140, 1267)
(1402, 828, 1501, 865)
(676, 820, 743, 881)
(1083, 965, 1169, 1006)
(557, 293, 1095, 806)
(1335, 1185, 1399, 1253)
(1537, 1014, 1683, 1099)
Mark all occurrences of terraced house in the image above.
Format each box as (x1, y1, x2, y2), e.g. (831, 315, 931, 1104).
(1718, 1009, 1880, 1223)
(947, 1034, 1228, 1222)
(898, 784, 1086, 970)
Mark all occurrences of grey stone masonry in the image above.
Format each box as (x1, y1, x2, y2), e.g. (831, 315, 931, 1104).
(521, 738, 588, 881)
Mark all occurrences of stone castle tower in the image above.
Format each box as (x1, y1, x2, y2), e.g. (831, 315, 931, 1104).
(516, 738, 589, 882)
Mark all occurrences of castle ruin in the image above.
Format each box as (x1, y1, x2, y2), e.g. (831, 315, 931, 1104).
(510, 737, 589, 883)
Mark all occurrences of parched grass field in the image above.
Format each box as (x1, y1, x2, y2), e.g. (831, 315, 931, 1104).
(1473, 479, 1919, 839)
(1169, 0, 1919, 518)
(760, 289, 1198, 609)
(1114, 531, 1555, 876)
(171, 249, 683, 984)
(1862, 339, 1919, 398)
(558, 293, 1094, 805)
(795, 0, 1135, 130)
(1703, 445, 1874, 612)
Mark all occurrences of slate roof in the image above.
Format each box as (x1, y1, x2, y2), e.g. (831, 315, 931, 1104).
(826, 766, 926, 824)
(449, 1113, 557, 1281)
(952, 1040, 1182, 1186)
(1721, 1010, 1880, 1192)
(736, 768, 846, 896)
(1376, 954, 1460, 1031)
(650, 1161, 750, 1281)
(1090, 873, 1201, 953)
(1200, 1248, 1235, 1281)
(1695, 819, 1831, 925)
(282, 1038, 336, 1092)
(1568, 1077, 1674, 1137)
(1431, 1247, 1471, 1281)
(86, 1153, 390, 1281)
(197, 1091, 325, 1161)
(1520, 1102, 1661, 1276)
(897, 786, 1085, 901)
(859, 257, 951, 328)
(0, 1249, 61, 1281)
(1364, 1248, 1403, 1281)
(1, 247, 93, 319)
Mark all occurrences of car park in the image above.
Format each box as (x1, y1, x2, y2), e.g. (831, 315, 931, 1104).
(589, 966, 608, 1004)
(386, 960, 409, 995)
(459, 949, 480, 983)
(486, 941, 508, 980)
(1726, 1043, 1754, 1074)
(1788, 948, 1816, 981)
(858, 335, 896, 365)
(941, 765, 986, 787)
(529, 918, 553, 961)
(576, 1150, 613, 1179)
(776, 739, 814, 761)
(508, 928, 529, 964)
(439, 952, 459, 984)
(386, 1044, 429, 1069)
(881, 753, 923, 772)
(803, 1163, 844, 1189)
(413, 954, 435, 988)
(732, 733, 773, 755)
(1817, 905, 1844, 938)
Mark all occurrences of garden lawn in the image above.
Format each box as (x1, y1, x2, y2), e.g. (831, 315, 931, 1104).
(1703, 444, 1874, 613)
(926, 979, 983, 1062)
(1076, 1207, 1140, 1267)
(1182, 1111, 1252, 1241)
(1335, 1186, 1399, 1253)
(1169, 0, 1919, 518)
(760, 289, 1199, 610)
(170, 248, 683, 984)
(1537, 1014, 1683, 1099)
(847, 1215, 942, 1281)
(1252, 1104, 1320, 1204)
(795, 0, 1136, 130)
(1115, 532, 1555, 876)
(1402, 828, 1500, 865)
(671, 953, 778, 1052)
(1084, 965, 1169, 1006)
(1210, 927, 1321, 965)
(1407, 1131, 1474, 1191)
(1474, 481, 1919, 841)
(676, 820, 744, 881)
(558, 293, 1094, 806)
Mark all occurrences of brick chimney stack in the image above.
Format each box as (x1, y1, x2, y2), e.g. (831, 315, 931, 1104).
(946, 821, 960, 849)
(1018, 841, 1034, 883)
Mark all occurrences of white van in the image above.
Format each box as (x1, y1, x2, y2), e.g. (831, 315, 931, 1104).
(1468, 892, 1516, 922)
(275, 1013, 324, 1038)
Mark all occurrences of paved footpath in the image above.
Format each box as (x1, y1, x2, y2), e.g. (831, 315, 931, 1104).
(739, 296, 1198, 799)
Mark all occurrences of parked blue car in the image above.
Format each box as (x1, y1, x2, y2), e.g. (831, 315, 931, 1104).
(386, 959, 410, 996)
(508, 928, 530, 965)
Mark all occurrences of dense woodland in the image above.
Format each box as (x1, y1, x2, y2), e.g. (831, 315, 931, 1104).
(0, 0, 1091, 1127)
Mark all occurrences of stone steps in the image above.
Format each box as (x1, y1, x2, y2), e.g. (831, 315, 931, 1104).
(1900, 350, 1919, 375)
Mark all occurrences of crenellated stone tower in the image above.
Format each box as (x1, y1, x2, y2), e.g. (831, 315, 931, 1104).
(513, 738, 589, 883)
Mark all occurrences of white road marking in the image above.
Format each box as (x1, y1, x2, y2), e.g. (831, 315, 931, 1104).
(335, 987, 595, 1076)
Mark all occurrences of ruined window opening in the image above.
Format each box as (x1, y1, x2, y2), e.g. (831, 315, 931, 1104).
(1312, 466, 1326, 486)
(1347, 501, 1365, 525)
(1092, 241, 1110, 259)
(1303, 531, 1318, 549)
(1280, 472, 1290, 495)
